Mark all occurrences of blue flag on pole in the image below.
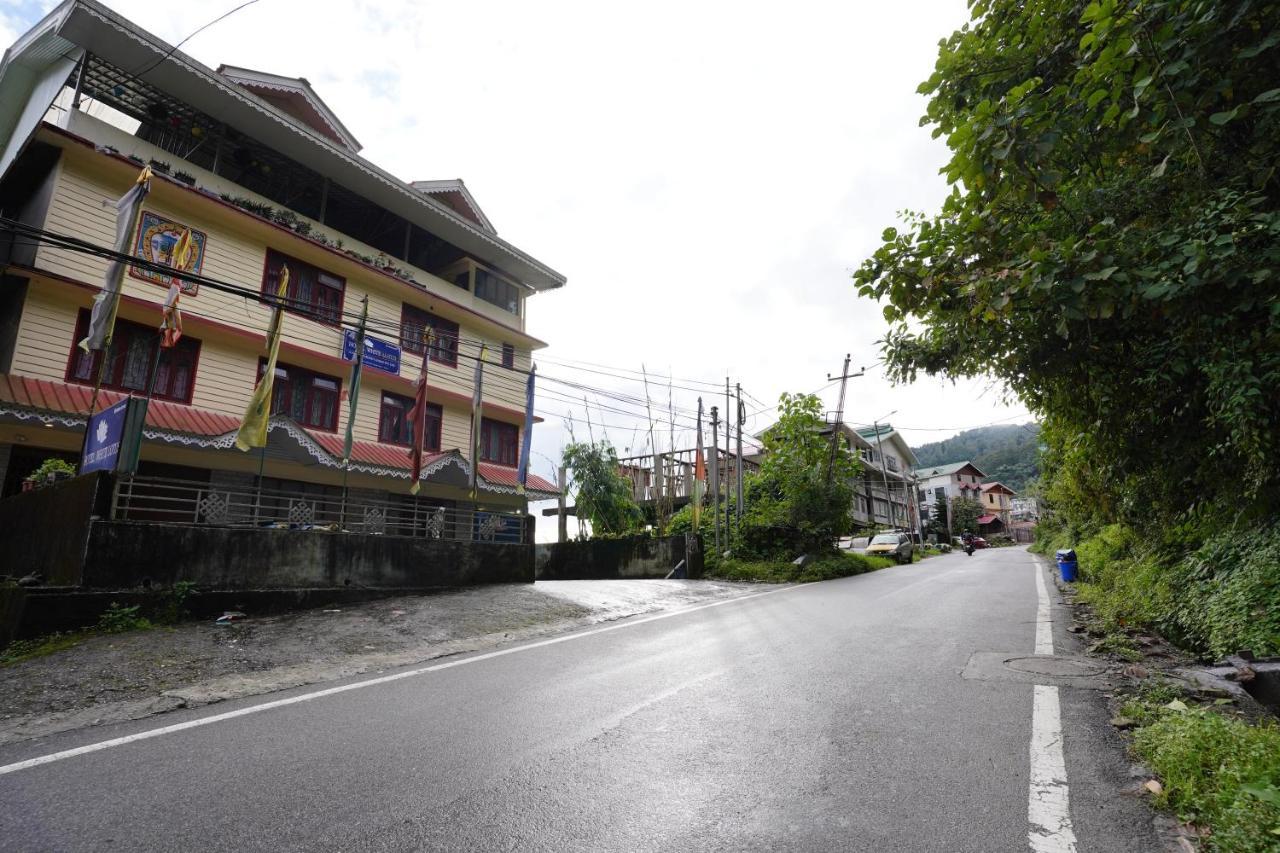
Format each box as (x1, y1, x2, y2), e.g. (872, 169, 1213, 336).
(517, 364, 536, 494)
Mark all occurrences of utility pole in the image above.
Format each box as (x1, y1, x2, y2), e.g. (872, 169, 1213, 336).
(735, 382, 744, 524)
(724, 377, 732, 550)
(557, 465, 568, 543)
(825, 355, 864, 484)
(710, 405, 720, 554)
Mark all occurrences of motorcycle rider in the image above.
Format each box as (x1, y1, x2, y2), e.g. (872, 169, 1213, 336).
(961, 529, 975, 555)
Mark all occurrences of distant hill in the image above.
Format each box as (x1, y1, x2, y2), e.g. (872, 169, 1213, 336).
(911, 423, 1041, 492)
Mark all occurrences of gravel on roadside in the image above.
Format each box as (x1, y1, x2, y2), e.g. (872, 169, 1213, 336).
(0, 579, 762, 746)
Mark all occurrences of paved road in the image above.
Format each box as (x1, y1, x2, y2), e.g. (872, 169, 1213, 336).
(0, 547, 1161, 851)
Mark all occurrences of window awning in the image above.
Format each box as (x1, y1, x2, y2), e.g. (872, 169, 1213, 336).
(976, 514, 998, 525)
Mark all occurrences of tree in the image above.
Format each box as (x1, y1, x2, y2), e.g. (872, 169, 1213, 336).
(853, 0, 1280, 529)
(561, 441, 643, 538)
(950, 497, 984, 535)
(740, 393, 863, 558)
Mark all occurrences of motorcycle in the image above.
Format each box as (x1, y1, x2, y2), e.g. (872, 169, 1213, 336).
(962, 537, 975, 556)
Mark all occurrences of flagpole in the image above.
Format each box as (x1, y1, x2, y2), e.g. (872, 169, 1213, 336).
(83, 167, 152, 426)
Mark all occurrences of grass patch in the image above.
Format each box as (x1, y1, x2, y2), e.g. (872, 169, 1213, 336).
(0, 632, 85, 667)
(1, 600, 160, 667)
(709, 551, 897, 584)
(1131, 703, 1280, 851)
(1087, 631, 1144, 662)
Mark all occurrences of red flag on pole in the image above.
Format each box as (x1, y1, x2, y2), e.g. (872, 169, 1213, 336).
(406, 330, 433, 494)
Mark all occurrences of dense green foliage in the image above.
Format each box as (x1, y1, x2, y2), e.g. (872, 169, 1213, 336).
(949, 497, 984, 535)
(1132, 706, 1280, 851)
(913, 424, 1041, 491)
(1038, 521, 1280, 658)
(710, 551, 896, 584)
(855, 0, 1280, 529)
(738, 393, 862, 559)
(562, 441, 644, 538)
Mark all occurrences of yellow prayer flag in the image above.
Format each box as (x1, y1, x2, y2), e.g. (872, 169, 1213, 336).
(234, 266, 290, 451)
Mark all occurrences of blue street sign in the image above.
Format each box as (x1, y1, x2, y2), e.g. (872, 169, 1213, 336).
(342, 328, 402, 375)
(81, 398, 129, 474)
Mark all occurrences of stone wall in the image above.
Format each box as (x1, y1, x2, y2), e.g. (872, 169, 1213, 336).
(82, 521, 534, 590)
(0, 471, 112, 585)
(535, 534, 703, 580)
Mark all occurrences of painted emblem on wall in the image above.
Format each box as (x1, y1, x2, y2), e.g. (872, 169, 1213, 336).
(130, 211, 207, 295)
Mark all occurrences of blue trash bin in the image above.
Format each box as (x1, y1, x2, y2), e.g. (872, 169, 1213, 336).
(1057, 559, 1078, 582)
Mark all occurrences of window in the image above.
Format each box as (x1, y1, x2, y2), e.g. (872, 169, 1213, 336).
(886, 455, 900, 473)
(67, 309, 199, 403)
(935, 486, 946, 503)
(474, 268, 520, 315)
(262, 249, 344, 326)
(378, 391, 441, 450)
(479, 417, 518, 466)
(259, 361, 341, 431)
(400, 304, 459, 367)
(453, 271, 470, 291)
(502, 343, 515, 369)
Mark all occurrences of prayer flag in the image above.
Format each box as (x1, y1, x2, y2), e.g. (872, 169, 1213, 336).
(80, 166, 151, 352)
(342, 296, 369, 464)
(468, 344, 487, 498)
(234, 266, 290, 451)
(516, 364, 536, 494)
(406, 330, 432, 495)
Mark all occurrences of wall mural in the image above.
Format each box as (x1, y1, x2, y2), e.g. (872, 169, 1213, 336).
(130, 211, 207, 295)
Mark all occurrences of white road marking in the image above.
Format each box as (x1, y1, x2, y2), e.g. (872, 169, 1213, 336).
(1028, 685, 1078, 852)
(1034, 560, 1055, 656)
(0, 584, 803, 777)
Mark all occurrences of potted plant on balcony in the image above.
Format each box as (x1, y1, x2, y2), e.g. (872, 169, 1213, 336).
(147, 159, 171, 175)
(22, 457, 76, 492)
(172, 170, 196, 187)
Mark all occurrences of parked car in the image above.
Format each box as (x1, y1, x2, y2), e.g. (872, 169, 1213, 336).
(865, 532, 914, 564)
(842, 536, 871, 555)
(973, 536, 989, 549)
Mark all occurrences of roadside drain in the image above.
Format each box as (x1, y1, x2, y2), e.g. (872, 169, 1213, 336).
(962, 651, 1113, 688)
(1004, 656, 1107, 679)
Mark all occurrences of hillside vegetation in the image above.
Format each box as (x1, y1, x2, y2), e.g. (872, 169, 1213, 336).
(912, 424, 1040, 492)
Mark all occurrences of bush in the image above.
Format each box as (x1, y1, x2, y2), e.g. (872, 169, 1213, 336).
(96, 602, 152, 634)
(709, 551, 895, 584)
(1134, 708, 1280, 852)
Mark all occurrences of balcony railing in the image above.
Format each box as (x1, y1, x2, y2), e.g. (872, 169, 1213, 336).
(110, 475, 527, 543)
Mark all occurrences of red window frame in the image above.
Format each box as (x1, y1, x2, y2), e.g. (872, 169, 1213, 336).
(479, 417, 519, 467)
(66, 309, 200, 404)
(378, 391, 441, 450)
(261, 249, 345, 327)
(257, 360, 342, 432)
(501, 343, 515, 369)
(399, 304, 459, 367)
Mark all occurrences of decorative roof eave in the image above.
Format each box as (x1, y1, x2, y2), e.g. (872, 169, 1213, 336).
(0, 401, 554, 497)
(217, 64, 362, 153)
(45, 0, 566, 292)
(410, 179, 496, 234)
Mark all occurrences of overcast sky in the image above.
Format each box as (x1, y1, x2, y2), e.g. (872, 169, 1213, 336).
(4, 0, 1032, 526)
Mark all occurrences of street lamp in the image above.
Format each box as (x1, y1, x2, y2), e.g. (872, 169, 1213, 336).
(872, 411, 897, 530)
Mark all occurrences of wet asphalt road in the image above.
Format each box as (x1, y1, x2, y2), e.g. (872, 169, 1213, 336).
(0, 547, 1161, 852)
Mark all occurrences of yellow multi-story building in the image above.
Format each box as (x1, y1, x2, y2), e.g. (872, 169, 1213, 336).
(0, 0, 560, 515)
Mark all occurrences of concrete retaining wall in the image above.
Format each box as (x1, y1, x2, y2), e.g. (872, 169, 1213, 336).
(535, 534, 702, 580)
(82, 521, 534, 590)
(0, 472, 111, 585)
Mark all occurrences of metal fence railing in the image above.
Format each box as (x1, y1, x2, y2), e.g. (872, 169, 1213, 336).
(110, 475, 527, 543)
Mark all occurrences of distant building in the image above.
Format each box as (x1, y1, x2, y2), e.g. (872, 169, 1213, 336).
(978, 481, 1016, 532)
(915, 460, 987, 533)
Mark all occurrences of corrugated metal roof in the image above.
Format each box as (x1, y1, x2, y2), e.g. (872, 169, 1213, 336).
(0, 374, 239, 434)
(478, 462, 557, 493)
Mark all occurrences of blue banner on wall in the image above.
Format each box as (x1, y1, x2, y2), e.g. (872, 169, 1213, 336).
(81, 399, 130, 474)
(342, 329, 401, 375)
